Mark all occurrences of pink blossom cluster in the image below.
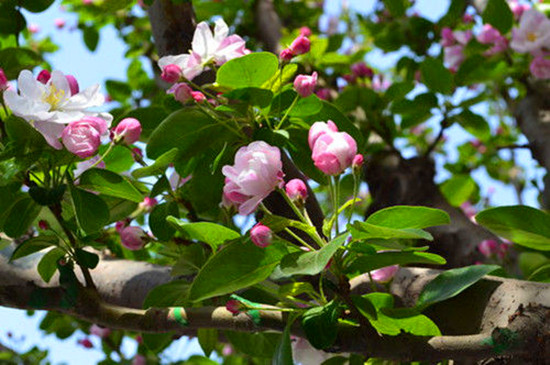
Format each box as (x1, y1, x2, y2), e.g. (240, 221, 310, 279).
(308, 120, 358, 175)
(440, 27, 472, 72)
(477, 239, 511, 260)
(280, 29, 312, 61)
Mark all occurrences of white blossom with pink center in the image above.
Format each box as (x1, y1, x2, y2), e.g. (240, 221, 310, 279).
(510, 9, 550, 54)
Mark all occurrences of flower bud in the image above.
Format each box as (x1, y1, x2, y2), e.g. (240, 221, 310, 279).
(299, 26, 312, 37)
(370, 265, 398, 283)
(352, 154, 364, 174)
(77, 338, 93, 349)
(54, 18, 66, 29)
(120, 226, 146, 250)
(38, 220, 49, 230)
(139, 197, 157, 212)
(294, 72, 317, 98)
(478, 239, 499, 257)
(285, 179, 308, 203)
(62, 117, 107, 158)
(65, 74, 79, 95)
(280, 48, 294, 61)
(37, 70, 51, 84)
(225, 299, 242, 314)
(250, 223, 273, 248)
(0, 68, 8, 91)
(115, 220, 127, 232)
(350, 62, 373, 78)
(290, 35, 311, 55)
(168, 82, 193, 104)
(440, 27, 455, 47)
(28, 24, 40, 34)
(308, 120, 338, 149)
(161, 64, 182, 83)
(191, 91, 206, 103)
(90, 324, 111, 339)
(112, 118, 142, 145)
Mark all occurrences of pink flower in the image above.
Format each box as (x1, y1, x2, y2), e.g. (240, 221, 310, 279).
(83, 0, 93, 4)
(351, 62, 373, 78)
(308, 120, 338, 149)
(280, 48, 294, 61)
(251, 223, 273, 247)
(510, 9, 550, 54)
(62, 117, 107, 158)
(530, 56, 550, 79)
(370, 265, 399, 283)
(222, 345, 234, 356)
(112, 118, 141, 144)
(453, 30, 472, 45)
(132, 355, 146, 365)
(290, 35, 311, 55)
(444, 45, 465, 72)
(371, 74, 390, 91)
(139, 197, 157, 212)
(77, 338, 93, 349)
(65, 75, 79, 95)
(54, 18, 66, 29)
(509, 0, 530, 20)
(222, 141, 284, 215)
(311, 129, 357, 175)
(191, 91, 206, 103)
(299, 26, 312, 37)
(168, 83, 193, 103)
(477, 24, 501, 45)
(37, 69, 51, 84)
(440, 27, 455, 47)
(0, 68, 7, 91)
(315, 88, 332, 100)
(285, 179, 308, 202)
(120, 226, 146, 250)
(462, 14, 474, 24)
(294, 72, 318, 98)
(161, 64, 182, 83)
(226, 299, 242, 314)
(90, 324, 111, 339)
(478, 239, 499, 257)
(28, 24, 40, 34)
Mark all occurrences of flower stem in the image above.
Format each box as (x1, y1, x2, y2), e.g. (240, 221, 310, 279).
(347, 172, 359, 228)
(275, 94, 299, 130)
(332, 175, 340, 236)
(283, 228, 316, 251)
(89, 141, 116, 169)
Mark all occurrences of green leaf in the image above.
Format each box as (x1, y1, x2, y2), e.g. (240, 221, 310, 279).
(82, 26, 100, 52)
(476, 206, 550, 251)
(216, 52, 279, 89)
(198, 329, 218, 358)
(142, 333, 174, 353)
(105, 80, 131, 102)
(482, 0, 513, 34)
(420, 58, 453, 94)
(224, 87, 273, 108)
(188, 239, 288, 302)
(528, 264, 550, 282)
(79, 168, 143, 203)
(149, 202, 179, 241)
(171, 243, 207, 276)
(440, 174, 478, 207)
(122, 107, 168, 141)
(132, 148, 178, 178)
(167, 218, 240, 251)
(272, 324, 293, 365)
(0, 48, 42, 81)
(349, 221, 434, 241)
(37, 248, 64, 283)
(75, 249, 99, 269)
(454, 109, 490, 140)
(382, 0, 408, 17)
(346, 251, 446, 277)
(147, 108, 226, 159)
(225, 331, 280, 358)
(21, 0, 54, 12)
(366, 205, 450, 229)
(278, 235, 345, 277)
(289, 94, 323, 117)
(0, 6, 25, 36)
(68, 185, 110, 235)
(263, 63, 297, 92)
(3, 197, 41, 238)
(10, 235, 58, 261)
(142, 280, 189, 308)
(416, 265, 500, 308)
(29, 185, 66, 206)
(301, 300, 341, 349)
(278, 282, 317, 298)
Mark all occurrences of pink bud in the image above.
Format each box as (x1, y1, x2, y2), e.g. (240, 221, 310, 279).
(351, 62, 373, 78)
(250, 223, 273, 248)
(285, 179, 308, 202)
(225, 299, 242, 314)
(90, 324, 111, 339)
(222, 344, 234, 356)
(37, 70, 51, 84)
(280, 48, 294, 61)
(440, 27, 455, 47)
(77, 338, 93, 349)
(478, 239, 499, 257)
(289, 35, 311, 55)
(462, 13, 474, 24)
(352, 154, 364, 172)
(191, 91, 206, 103)
(112, 118, 142, 144)
(370, 265, 399, 283)
(62, 117, 107, 158)
(311, 129, 357, 175)
(315, 88, 332, 100)
(308, 120, 338, 149)
(54, 18, 66, 29)
(115, 220, 127, 232)
(132, 147, 143, 160)
(139, 197, 157, 211)
(294, 72, 318, 98)
(299, 26, 312, 37)
(120, 226, 146, 250)
(161, 64, 182, 83)
(0, 68, 7, 91)
(168, 83, 193, 104)
(38, 220, 49, 230)
(28, 23, 40, 34)
(65, 75, 79, 95)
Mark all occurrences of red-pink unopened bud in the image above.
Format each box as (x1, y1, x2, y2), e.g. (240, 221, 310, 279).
(370, 265, 398, 283)
(112, 118, 142, 144)
(352, 154, 364, 172)
(478, 239, 499, 257)
(290, 35, 311, 55)
(65, 75, 79, 95)
(285, 178, 308, 202)
(161, 64, 182, 83)
(0, 68, 7, 91)
(225, 299, 242, 314)
(299, 26, 312, 37)
(132, 147, 143, 160)
(139, 197, 157, 211)
(280, 48, 294, 61)
(38, 220, 49, 230)
(191, 91, 206, 103)
(351, 62, 373, 78)
(90, 324, 111, 339)
(168, 83, 193, 104)
(62, 117, 107, 158)
(115, 220, 127, 232)
(77, 338, 93, 349)
(37, 70, 51, 84)
(294, 72, 317, 98)
(250, 223, 273, 248)
(120, 226, 145, 250)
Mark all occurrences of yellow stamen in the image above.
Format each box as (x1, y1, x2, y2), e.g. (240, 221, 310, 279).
(527, 32, 538, 42)
(42, 84, 66, 110)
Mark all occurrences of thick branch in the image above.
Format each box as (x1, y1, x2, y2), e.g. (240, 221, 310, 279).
(254, 0, 282, 53)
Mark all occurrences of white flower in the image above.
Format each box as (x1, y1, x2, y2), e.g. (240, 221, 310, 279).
(510, 8, 550, 54)
(158, 18, 248, 81)
(3, 70, 112, 149)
